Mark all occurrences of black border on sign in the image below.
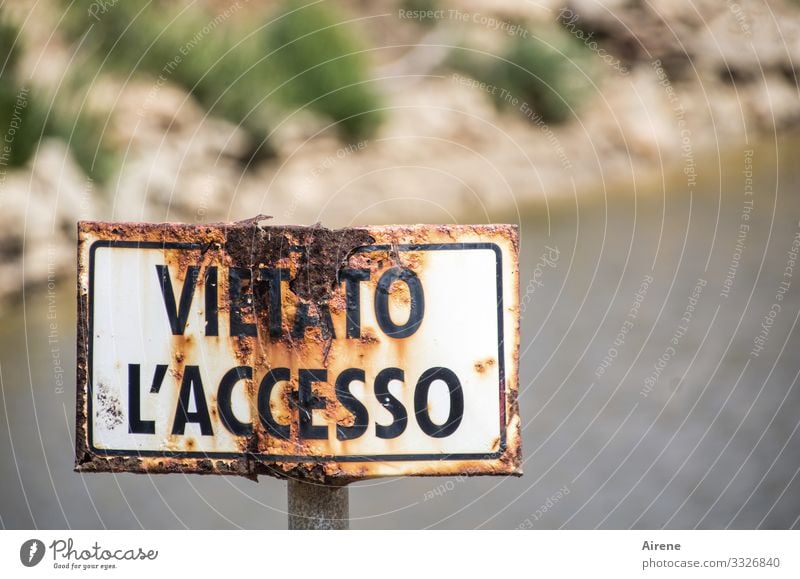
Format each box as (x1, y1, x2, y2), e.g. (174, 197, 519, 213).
(87, 240, 506, 462)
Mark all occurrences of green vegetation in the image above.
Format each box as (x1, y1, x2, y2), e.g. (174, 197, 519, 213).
(0, 0, 386, 186)
(59, 0, 382, 143)
(268, 1, 382, 139)
(60, 2, 271, 139)
(0, 17, 114, 180)
(4, 0, 383, 181)
(0, 16, 20, 73)
(47, 67, 118, 183)
(0, 18, 44, 167)
(450, 32, 592, 124)
(401, 0, 440, 27)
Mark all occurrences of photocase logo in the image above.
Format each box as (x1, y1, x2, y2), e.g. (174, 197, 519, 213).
(19, 539, 46, 567)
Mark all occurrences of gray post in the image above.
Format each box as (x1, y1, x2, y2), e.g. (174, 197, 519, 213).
(287, 479, 349, 529)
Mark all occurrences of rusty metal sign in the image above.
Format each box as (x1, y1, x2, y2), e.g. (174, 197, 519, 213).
(76, 219, 520, 482)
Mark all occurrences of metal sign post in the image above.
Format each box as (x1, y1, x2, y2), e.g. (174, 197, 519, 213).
(287, 479, 349, 530)
(75, 219, 521, 529)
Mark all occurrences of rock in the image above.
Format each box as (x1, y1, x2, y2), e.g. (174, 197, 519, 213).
(0, 139, 97, 302)
(108, 79, 252, 223)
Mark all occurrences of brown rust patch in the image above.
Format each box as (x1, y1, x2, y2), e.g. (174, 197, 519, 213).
(225, 220, 374, 303)
(388, 277, 412, 306)
(359, 328, 380, 345)
(291, 226, 374, 304)
(474, 357, 496, 373)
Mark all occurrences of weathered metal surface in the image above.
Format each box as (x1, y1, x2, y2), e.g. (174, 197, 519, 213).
(76, 218, 521, 482)
(287, 480, 349, 529)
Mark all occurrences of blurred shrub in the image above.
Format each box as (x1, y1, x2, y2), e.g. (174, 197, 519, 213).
(0, 18, 42, 167)
(450, 32, 592, 124)
(47, 67, 118, 183)
(267, 0, 382, 139)
(59, 2, 270, 136)
(0, 16, 20, 72)
(58, 0, 382, 144)
(0, 16, 115, 180)
(401, 0, 439, 27)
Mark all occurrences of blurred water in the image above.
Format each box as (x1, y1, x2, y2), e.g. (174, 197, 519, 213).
(2, 137, 800, 529)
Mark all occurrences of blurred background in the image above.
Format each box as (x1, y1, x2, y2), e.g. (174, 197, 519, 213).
(1, 0, 800, 529)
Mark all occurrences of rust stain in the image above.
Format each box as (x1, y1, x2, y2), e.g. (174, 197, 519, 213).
(474, 357, 496, 373)
(359, 328, 380, 345)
